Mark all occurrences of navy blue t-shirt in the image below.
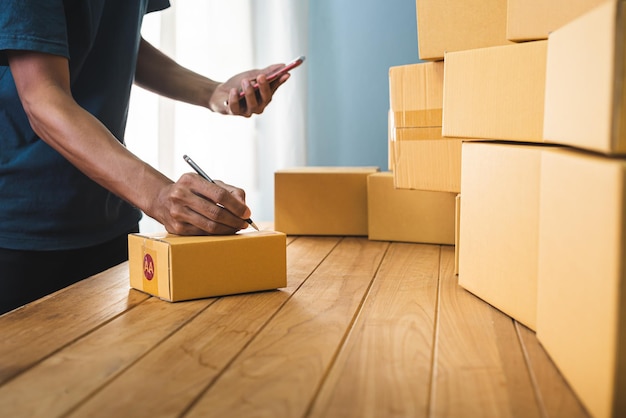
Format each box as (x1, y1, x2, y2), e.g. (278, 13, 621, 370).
(0, 0, 170, 250)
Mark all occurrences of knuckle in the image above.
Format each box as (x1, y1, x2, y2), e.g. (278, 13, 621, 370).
(168, 205, 186, 220)
(213, 187, 231, 203)
(178, 172, 195, 185)
(167, 185, 187, 204)
(166, 221, 186, 235)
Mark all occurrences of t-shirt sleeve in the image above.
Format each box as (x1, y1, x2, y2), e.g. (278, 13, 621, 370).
(147, 0, 171, 13)
(0, 0, 69, 66)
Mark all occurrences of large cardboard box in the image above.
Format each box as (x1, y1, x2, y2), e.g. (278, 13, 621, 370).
(388, 110, 395, 171)
(507, 0, 606, 41)
(388, 62, 462, 193)
(543, 0, 626, 155)
(454, 193, 460, 276)
(128, 231, 287, 302)
(389, 62, 444, 130)
(416, 0, 511, 61)
(274, 167, 379, 236)
(537, 148, 626, 418)
(459, 142, 548, 330)
(443, 40, 548, 143)
(367, 172, 455, 244)
(391, 139, 462, 193)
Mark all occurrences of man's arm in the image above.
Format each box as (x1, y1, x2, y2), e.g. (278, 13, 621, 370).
(134, 38, 290, 117)
(7, 50, 251, 235)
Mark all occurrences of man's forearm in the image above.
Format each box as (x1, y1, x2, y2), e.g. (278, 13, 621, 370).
(134, 38, 220, 108)
(8, 50, 172, 221)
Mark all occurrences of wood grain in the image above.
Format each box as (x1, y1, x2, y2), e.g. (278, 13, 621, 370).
(185, 238, 389, 418)
(0, 297, 211, 417)
(515, 322, 590, 418)
(0, 238, 590, 418)
(0, 262, 148, 386)
(308, 243, 441, 418)
(429, 246, 540, 418)
(68, 237, 340, 417)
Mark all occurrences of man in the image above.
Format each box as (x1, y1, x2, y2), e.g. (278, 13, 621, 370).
(0, 0, 291, 313)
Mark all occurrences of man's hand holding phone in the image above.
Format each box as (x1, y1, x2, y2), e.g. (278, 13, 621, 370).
(237, 55, 305, 100)
(213, 55, 305, 117)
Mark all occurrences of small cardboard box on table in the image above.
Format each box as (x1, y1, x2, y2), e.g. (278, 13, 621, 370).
(537, 148, 626, 418)
(506, 0, 606, 41)
(367, 172, 455, 244)
(458, 141, 551, 330)
(128, 230, 287, 302)
(389, 62, 461, 193)
(416, 0, 511, 61)
(543, 0, 626, 155)
(443, 40, 548, 143)
(274, 167, 379, 236)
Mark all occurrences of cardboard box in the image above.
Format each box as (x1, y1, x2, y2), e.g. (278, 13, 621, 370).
(274, 167, 379, 236)
(388, 62, 462, 193)
(507, 0, 606, 41)
(128, 230, 287, 302)
(537, 148, 626, 418)
(543, 0, 626, 155)
(391, 138, 462, 193)
(458, 142, 548, 330)
(389, 62, 444, 129)
(454, 193, 460, 276)
(416, 0, 511, 61)
(388, 110, 395, 171)
(367, 172, 455, 244)
(442, 40, 548, 142)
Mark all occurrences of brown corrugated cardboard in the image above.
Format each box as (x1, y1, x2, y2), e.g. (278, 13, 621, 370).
(128, 230, 287, 302)
(388, 110, 395, 171)
(367, 172, 455, 244)
(537, 148, 626, 418)
(507, 0, 606, 41)
(458, 142, 548, 330)
(393, 127, 443, 141)
(543, 0, 626, 155)
(388, 61, 461, 193)
(274, 167, 379, 236)
(416, 0, 511, 61)
(389, 62, 444, 129)
(442, 40, 548, 142)
(391, 138, 462, 193)
(454, 193, 460, 276)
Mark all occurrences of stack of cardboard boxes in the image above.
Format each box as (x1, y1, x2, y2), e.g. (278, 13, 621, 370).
(391, 0, 622, 416)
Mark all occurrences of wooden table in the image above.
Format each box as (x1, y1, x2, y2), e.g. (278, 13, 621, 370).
(0, 236, 589, 418)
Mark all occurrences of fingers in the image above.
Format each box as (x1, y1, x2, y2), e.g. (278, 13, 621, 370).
(221, 62, 294, 116)
(231, 72, 290, 116)
(159, 174, 252, 236)
(214, 179, 247, 203)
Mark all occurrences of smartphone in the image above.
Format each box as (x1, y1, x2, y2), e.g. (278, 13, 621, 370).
(238, 55, 305, 100)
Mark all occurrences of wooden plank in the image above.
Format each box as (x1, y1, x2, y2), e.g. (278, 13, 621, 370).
(67, 236, 340, 417)
(0, 296, 212, 417)
(309, 243, 441, 418)
(185, 237, 390, 418)
(429, 246, 541, 418)
(515, 322, 590, 418)
(0, 262, 148, 385)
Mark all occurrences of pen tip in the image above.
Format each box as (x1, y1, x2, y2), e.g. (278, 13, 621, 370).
(250, 221, 260, 231)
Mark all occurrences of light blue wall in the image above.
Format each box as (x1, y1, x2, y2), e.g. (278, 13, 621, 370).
(307, 0, 420, 168)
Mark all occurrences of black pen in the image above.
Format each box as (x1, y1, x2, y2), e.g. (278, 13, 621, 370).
(183, 155, 259, 231)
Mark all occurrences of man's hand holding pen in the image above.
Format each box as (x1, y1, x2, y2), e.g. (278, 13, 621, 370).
(152, 169, 253, 236)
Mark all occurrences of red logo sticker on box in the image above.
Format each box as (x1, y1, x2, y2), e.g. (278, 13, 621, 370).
(141, 249, 159, 296)
(143, 254, 155, 280)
